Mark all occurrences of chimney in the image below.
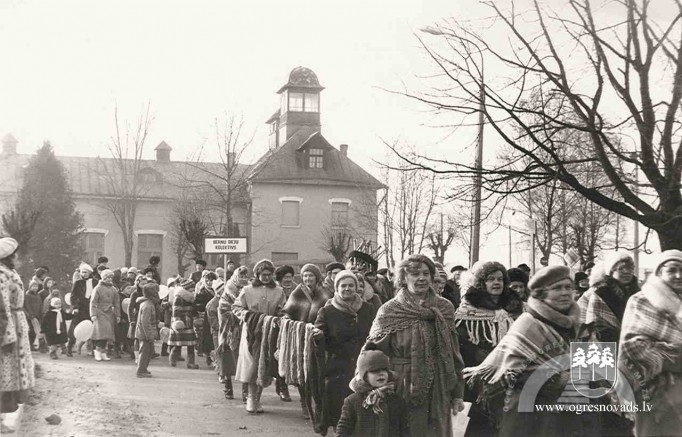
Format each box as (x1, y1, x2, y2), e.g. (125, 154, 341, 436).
(155, 141, 172, 162)
(2, 133, 18, 155)
(340, 144, 348, 156)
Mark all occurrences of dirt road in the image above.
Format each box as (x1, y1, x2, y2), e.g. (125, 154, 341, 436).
(18, 351, 321, 437)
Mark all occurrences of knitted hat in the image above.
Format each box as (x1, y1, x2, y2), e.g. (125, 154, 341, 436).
(101, 269, 115, 281)
(334, 269, 359, 291)
(79, 262, 94, 273)
(325, 262, 345, 273)
(602, 250, 634, 276)
(50, 297, 62, 308)
(253, 259, 275, 276)
(180, 278, 195, 291)
(356, 343, 390, 378)
(507, 268, 529, 285)
(653, 249, 682, 274)
(574, 272, 588, 283)
(528, 265, 572, 296)
(301, 263, 323, 284)
(275, 265, 295, 282)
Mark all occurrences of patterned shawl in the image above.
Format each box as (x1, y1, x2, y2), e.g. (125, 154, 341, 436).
(367, 288, 459, 407)
(455, 288, 517, 348)
(463, 297, 580, 387)
(257, 315, 279, 387)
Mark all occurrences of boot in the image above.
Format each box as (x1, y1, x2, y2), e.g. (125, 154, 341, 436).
(186, 353, 199, 369)
(101, 350, 111, 361)
(49, 349, 58, 360)
(276, 377, 291, 402)
(169, 347, 178, 367)
(205, 353, 213, 367)
(161, 343, 169, 357)
(255, 385, 264, 414)
(224, 378, 234, 399)
(242, 384, 248, 404)
(65, 346, 73, 357)
(300, 399, 309, 419)
(94, 349, 102, 361)
(246, 396, 256, 413)
(113, 348, 121, 359)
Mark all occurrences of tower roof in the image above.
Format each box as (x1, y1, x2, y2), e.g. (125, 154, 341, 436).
(2, 133, 17, 143)
(155, 141, 172, 151)
(277, 66, 324, 93)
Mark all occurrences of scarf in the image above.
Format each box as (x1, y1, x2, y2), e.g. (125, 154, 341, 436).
(85, 278, 93, 299)
(349, 375, 398, 415)
(463, 297, 580, 387)
(52, 309, 63, 334)
(367, 288, 458, 407)
(330, 293, 363, 316)
(455, 298, 515, 348)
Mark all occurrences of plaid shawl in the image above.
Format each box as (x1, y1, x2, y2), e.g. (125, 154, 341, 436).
(218, 289, 241, 351)
(257, 315, 279, 387)
(619, 276, 682, 388)
(367, 288, 460, 407)
(463, 297, 580, 387)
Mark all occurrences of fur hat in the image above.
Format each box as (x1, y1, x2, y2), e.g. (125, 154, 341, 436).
(275, 265, 295, 282)
(460, 260, 508, 294)
(179, 278, 195, 291)
(602, 250, 634, 276)
(205, 272, 218, 281)
(97, 256, 109, 264)
(574, 271, 588, 283)
(149, 255, 160, 265)
(325, 262, 345, 273)
(79, 262, 94, 273)
(253, 259, 275, 276)
(334, 270, 359, 291)
(356, 343, 390, 378)
(528, 265, 572, 297)
(195, 259, 207, 267)
(0, 237, 18, 259)
(652, 249, 682, 275)
(300, 263, 323, 284)
(507, 268, 529, 286)
(517, 263, 531, 272)
(101, 269, 115, 281)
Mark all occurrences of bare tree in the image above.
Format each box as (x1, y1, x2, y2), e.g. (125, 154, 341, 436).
(426, 212, 457, 263)
(320, 227, 353, 262)
(168, 197, 210, 275)
(97, 104, 153, 266)
(394, 0, 682, 250)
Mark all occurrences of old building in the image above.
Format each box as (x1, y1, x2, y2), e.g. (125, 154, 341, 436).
(0, 67, 383, 280)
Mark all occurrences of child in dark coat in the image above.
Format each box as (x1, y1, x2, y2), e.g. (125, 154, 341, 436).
(40, 297, 74, 359)
(335, 344, 409, 437)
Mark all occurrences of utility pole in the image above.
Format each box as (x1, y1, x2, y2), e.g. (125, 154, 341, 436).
(470, 71, 484, 267)
(631, 152, 640, 276)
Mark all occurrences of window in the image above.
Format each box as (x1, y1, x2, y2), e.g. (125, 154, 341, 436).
(289, 92, 304, 111)
(138, 234, 163, 270)
(272, 252, 298, 263)
(281, 200, 300, 227)
(304, 93, 319, 112)
(81, 232, 105, 266)
(308, 148, 324, 169)
(331, 202, 349, 229)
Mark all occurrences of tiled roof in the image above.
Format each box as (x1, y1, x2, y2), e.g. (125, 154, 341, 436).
(249, 128, 385, 189)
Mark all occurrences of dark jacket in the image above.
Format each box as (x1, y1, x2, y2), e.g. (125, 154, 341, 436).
(24, 291, 43, 320)
(442, 280, 460, 309)
(591, 276, 639, 343)
(71, 277, 99, 320)
(41, 310, 74, 345)
(336, 385, 409, 437)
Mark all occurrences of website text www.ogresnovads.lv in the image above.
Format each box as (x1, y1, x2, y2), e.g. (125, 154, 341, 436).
(534, 402, 652, 415)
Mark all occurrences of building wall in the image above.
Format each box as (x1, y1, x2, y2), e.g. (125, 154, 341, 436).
(249, 181, 378, 267)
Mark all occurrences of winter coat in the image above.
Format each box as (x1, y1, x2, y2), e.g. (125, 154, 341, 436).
(169, 288, 197, 347)
(206, 294, 220, 345)
(41, 291, 64, 318)
(335, 377, 410, 437)
(283, 283, 332, 323)
(40, 309, 74, 345)
(315, 300, 375, 429)
(23, 290, 42, 321)
(0, 263, 35, 395)
(90, 282, 120, 341)
(442, 280, 460, 309)
(135, 297, 157, 341)
(71, 277, 99, 321)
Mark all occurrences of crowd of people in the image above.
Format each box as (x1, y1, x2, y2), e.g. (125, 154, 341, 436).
(1, 235, 681, 436)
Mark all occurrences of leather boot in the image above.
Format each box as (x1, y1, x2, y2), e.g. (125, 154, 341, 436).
(169, 347, 178, 367)
(186, 352, 199, 369)
(224, 378, 234, 399)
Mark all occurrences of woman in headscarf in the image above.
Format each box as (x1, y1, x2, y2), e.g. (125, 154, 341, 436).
(232, 259, 285, 414)
(90, 269, 121, 362)
(578, 250, 639, 343)
(0, 237, 35, 430)
(219, 265, 250, 402)
(455, 260, 524, 435)
(619, 250, 682, 437)
(464, 265, 596, 437)
(366, 254, 465, 437)
(314, 270, 374, 436)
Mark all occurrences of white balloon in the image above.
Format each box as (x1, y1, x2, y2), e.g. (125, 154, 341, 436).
(159, 327, 170, 343)
(64, 293, 71, 306)
(158, 285, 169, 300)
(73, 320, 93, 342)
(122, 298, 130, 317)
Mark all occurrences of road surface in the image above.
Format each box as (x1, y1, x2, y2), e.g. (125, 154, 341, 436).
(19, 351, 321, 437)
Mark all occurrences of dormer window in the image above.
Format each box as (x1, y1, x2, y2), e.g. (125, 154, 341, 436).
(308, 148, 324, 168)
(283, 91, 319, 113)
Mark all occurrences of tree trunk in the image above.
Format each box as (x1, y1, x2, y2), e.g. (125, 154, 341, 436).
(655, 219, 682, 251)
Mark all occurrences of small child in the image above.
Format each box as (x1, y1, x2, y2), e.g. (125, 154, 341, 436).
(335, 344, 409, 437)
(134, 283, 158, 378)
(40, 297, 74, 359)
(24, 281, 43, 351)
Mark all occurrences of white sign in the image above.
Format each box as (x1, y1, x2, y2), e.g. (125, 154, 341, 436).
(204, 237, 247, 254)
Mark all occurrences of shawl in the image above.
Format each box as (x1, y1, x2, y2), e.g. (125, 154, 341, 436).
(367, 288, 459, 407)
(297, 320, 307, 384)
(52, 309, 63, 334)
(218, 289, 240, 350)
(85, 278, 94, 299)
(244, 311, 265, 357)
(257, 315, 279, 387)
(455, 302, 515, 348)
(463, 297, 580, 387)
(278, 317, 291, 379)
(619, 276, 682, 386)
(330, 293, 363, 316)
(283, 283, 330, 323)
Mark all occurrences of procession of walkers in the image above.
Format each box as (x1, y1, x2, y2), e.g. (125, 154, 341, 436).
(1, 236, 682, 436)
